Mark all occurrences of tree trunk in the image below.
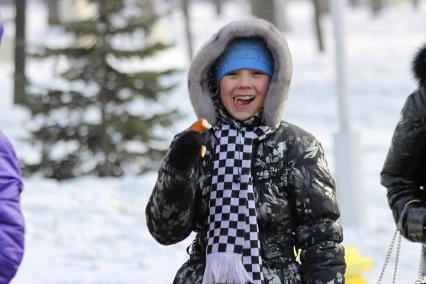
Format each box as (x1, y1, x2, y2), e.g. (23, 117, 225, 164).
(214, 0, 223, 16)
(138, 0, 155, 18)
(371, 0, 384, 15)
(182, 0, 193, 61)
(318, 0, 330, 15)
(251, 0, 277, 27)
(275, 0, 289, 31)
(313, 0, 325, 52)
(46, 0, 60, 25)
(348, 0, 362, 7)
(99, 88, 114, 177)
(14, 0, 26, 105)
(412, 0, 419, 9)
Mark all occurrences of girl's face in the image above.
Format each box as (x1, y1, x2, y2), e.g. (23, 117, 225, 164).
(219, 69, 270, 121)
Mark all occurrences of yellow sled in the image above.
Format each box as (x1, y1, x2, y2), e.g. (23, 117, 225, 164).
(295, 245, 373, 283)
(344, 245, 373, 284)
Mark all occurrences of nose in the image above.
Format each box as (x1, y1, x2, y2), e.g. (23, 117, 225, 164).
(237, 72, 252, 88)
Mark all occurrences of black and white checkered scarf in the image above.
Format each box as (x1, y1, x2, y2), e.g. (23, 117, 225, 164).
(203, 108, 273, 284)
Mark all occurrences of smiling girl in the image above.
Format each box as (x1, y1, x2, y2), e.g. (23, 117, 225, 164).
(146, 19, 346, 284)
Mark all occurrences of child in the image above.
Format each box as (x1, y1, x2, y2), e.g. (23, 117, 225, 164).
(381, 42, 426, 243)
(0, 132, 25, 283)
(146, 19, 345, 284)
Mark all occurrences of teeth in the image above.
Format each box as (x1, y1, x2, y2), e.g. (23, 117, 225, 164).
(233, 95, 255, 101)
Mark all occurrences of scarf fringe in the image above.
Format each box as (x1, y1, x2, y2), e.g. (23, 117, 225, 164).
(202, 253, 252, 284)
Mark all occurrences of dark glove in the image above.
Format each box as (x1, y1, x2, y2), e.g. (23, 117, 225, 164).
(399, 204, 426, 243)
(168, 131, 203, 171)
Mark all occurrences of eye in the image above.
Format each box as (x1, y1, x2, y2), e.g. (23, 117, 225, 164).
(224, 72, 238, 78)
(252, 71, 265, 77)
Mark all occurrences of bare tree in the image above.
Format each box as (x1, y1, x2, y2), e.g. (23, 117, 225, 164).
(182, 0, 193, 60)
(46, 0, 59, 25)
(275, 0, 289, 31)
(14, 0, 26, 105)
(251, 0, 290, 31)
(412, 0, 420, 9)
(318, 0, 330, 15)
(251, 0, 277, 26)
(313, 0, 325, 52)
(214, 0, 223, 16)
(138, 0, 155, 18)
(371, 0, 384, 15)
(348, 0, 362, 7)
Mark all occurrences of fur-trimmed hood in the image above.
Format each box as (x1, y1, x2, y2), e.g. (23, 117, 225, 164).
(188, 19, 292, 130)
(413, 42, 426, 87)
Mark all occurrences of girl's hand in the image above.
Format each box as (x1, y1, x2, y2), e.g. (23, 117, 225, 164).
(168, 119, 211, 170)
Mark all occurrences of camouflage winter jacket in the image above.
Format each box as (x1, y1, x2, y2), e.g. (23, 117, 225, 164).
(146, 121, 345, 283)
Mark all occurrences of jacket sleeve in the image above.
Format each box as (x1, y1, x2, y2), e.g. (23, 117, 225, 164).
(289, 138, 346, 283)
(381, 90, 426, 229)
(145, 132, 199, 245)
(0, 132, 25, 284)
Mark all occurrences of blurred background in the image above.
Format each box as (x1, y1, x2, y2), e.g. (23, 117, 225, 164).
(0, 0, 425, 283)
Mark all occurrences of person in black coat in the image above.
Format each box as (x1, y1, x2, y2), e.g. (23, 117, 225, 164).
(146, 19, 345, 284)
(381, 42, 426, 242)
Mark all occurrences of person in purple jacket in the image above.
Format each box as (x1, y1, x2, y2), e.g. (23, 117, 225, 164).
(0, 132, 25, 283)
(0, 18, 3, 44)
(0, 17, 4, 44)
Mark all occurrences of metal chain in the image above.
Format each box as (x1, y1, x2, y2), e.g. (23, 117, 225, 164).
(416, 244, 426, 284)
(393, 231, 402, 284)
(378, 229, 400, 284)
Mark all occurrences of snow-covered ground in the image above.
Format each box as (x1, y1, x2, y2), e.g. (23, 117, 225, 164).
(1, 0, 426, 283)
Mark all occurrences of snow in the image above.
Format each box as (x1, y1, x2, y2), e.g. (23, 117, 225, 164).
(13, 175, 191, 284)
(0, 0, 425, 283)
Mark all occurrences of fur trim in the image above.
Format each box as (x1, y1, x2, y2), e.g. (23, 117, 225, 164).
(413, 42, 426, 87)
(188, 19, 292, 130)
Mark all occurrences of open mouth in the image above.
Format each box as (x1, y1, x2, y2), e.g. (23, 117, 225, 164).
(233, 95, 255, 106)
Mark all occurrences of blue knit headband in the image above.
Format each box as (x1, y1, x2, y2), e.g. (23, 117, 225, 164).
(215, 38, 273, 86)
